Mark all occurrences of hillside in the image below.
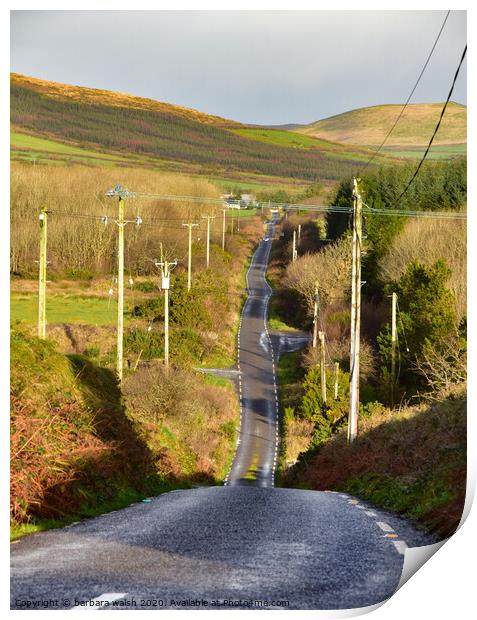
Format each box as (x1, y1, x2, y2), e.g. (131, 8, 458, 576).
(294, 102, 467, 148)
(11, 73, 239, 128)
(10, 73, 383, 183)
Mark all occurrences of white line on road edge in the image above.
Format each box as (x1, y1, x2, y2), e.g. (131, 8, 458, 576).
(376, 521, 395, 533)
(392, 540, 408, 555)
(365, 511, 378, 517)
(225, 217, 279, 488)
(223, 230, 268, 486)
(71, 593, 127, 610)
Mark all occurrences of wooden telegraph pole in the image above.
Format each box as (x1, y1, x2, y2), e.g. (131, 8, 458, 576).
(155, 256, 177, 369)
(319, 331, 327, 405)
(202, 215, 215, 269)
(292, 230, 297, 262)
(222, 208, 227, 251)
(105, 185, 139, 384)
(183, 222, 199, 291)
(348, 178, 363, 444)
(117, 194, 125, 383)
(391, 292, 398, 406)
(38, 207, 48, 339)
(334, 362, 340, 400)
(312, 286, 319, 348)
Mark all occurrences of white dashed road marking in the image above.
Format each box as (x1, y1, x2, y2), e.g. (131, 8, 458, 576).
(392, 540, 408, 555)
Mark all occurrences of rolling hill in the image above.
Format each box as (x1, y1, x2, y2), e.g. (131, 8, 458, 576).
(11, 75, 466, 185)
(10, 73, 388, 185)
(293, 102, 466, 148)
(12, 73, 240, 128)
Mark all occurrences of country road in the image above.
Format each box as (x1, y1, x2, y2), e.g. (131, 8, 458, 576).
(224, 214, 280, 487)
(10, 215, 433, 610)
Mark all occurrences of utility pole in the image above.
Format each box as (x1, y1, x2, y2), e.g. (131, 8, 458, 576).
(319, 331, 327, 405)
(391, 292, 398, 406)
(106, 185, 139, 384)
(334, 362, 340, 400)
(292, 230, 297, 262)
(154, 256, 177, 369)
(298, 223, 302, 244)
(348, 178, 363, 444)
(222, 208, 227, 251)
(230, 209, 234, 235)
(183, 222, 199, 291)
(116, 195, 126, 383)
(312, 286, 319, 348)
(38, 207, 48, 339)
(201, 215, 215, 269)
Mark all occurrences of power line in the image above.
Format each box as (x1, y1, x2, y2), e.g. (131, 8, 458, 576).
(395, 43, 467, 203)
(43, 191, 467, 225)
(362, 10, 451, 170)
(129, 192, 353, 213)
(361, 203, 466, 219)
(42, 205, 467, 223)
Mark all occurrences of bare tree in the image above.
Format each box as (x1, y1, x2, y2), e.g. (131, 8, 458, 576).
(284, 236, 353, 314)
(414, 330, 467, 394)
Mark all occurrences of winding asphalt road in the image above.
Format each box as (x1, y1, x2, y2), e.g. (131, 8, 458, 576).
(224, 215, 279, 487)
(10, 215, 432, 610)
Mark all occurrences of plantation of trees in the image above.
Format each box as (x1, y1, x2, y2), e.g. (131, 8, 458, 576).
(12, 81, 375, 182)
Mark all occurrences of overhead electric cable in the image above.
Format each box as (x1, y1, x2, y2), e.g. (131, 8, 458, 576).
(362, 10, 451, 170)
(45, 189, 467, 225)
(395, 43, 467, 203)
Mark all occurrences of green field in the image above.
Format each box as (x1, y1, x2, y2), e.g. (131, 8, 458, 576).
(11, 294, 120, 325)
(209, 176, 304, 194)
(230, 127, 384, 165)
(10, 129, 310, 194)
(231, 128, 338, 150)
(382, 143, 467, 160)
(11, 130, 134, 167)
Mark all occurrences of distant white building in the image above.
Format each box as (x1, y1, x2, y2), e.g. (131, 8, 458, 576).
(221, 193, 257, 209)
(240, 193, 257, 208)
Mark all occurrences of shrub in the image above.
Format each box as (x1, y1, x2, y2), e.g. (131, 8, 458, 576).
(64, 268, 95, 281)
(124, 327, 164, 360)
(123, 364, 239, 480)
(379, 217, 466, 321)
(378, 260, 458, 394)
(298, 365, 350, 447)
(134, 280, 156, 293)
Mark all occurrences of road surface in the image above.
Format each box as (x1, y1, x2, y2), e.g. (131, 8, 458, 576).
(10, 215, 433, 610)
(224, 215, 280, 487)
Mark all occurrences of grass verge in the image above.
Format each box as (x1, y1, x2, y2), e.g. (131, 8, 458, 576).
(283, 386, 466, 539)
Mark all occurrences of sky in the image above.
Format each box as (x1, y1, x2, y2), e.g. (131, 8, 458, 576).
(10, 10, 467, 126)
